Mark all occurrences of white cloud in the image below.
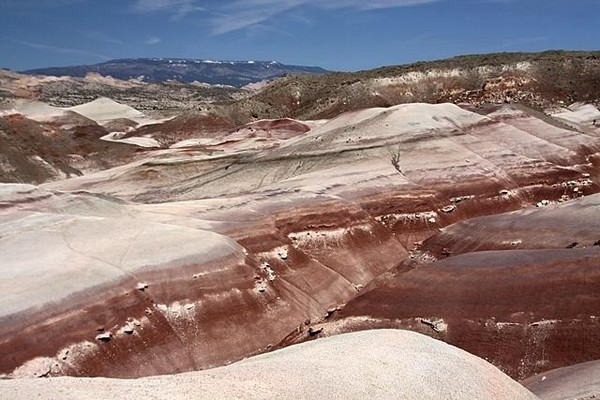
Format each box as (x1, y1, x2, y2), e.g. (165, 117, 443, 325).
(209, 0, 440, 35)
(10, 38, 109, 60)
(320, 0, 439, 9)
(86, 31, 126, 46)
(2, 0, 88, 8)
(145, 36, 162, 45)
(133, 0, 205, 20)
(210, 1, 304, 35)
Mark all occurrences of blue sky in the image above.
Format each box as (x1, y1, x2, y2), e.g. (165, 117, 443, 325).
(1, 0, 598, 72)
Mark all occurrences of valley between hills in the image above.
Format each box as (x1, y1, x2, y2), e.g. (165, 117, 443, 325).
(1, 51, 600, 399)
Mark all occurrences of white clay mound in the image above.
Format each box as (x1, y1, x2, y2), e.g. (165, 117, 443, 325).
(0, 329, 538, 400)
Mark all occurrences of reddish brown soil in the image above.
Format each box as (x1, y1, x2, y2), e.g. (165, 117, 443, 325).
(0, 115, 134, 183)
(297, 194, 600, 381)
(130, 112, 237, 146)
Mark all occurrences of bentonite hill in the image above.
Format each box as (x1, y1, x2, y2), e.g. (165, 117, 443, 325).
(1, 51, 600, 399)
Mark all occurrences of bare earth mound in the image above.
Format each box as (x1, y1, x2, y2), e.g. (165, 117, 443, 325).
(1, 100, 600, 380)
(3, 52, 600, 397)
(522, 360, 600, 400)
(312, 193, 600, 380)
(0, 330, 538, 400)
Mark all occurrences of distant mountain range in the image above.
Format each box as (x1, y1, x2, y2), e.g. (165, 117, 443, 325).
(23, 58, 329, 87)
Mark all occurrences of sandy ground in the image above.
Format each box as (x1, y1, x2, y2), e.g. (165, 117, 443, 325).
(0, 330, 538, 400)
(523, 360, 600, 400)
(551, 103, 600, 133)
(100, 131, 161, 148)
(9, 97, 167, 127)
(69, 97, 146, 125)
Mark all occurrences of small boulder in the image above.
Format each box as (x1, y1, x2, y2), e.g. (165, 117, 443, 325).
(420, 318, 448, 333)
(536, 200, 550, 208)
(308, 327, 323, 336)
(278, 248, 288, 260)
(441, 205, 456, 213)
(95, 332, 112, 342)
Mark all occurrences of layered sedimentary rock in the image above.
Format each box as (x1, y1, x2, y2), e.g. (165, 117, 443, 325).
(0, 330, 538, 400)
(1, 101, 600, 380)
(0, 183, 404, 378)
(311, 193, 600, 380)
